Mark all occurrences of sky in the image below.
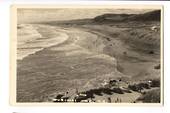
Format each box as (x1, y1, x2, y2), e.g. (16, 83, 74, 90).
(17, 8, 154, 24)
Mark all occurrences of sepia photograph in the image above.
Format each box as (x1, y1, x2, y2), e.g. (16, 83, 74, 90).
(10, 5, 163, 104)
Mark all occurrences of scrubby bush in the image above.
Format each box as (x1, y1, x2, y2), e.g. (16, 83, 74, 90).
(149, 50, 154, 54)
(89, 88, 103, 96)
(112, 88, 124, 94)
(154, 64, 160, 69)
(122, 88, 132, 93)
(128, 84, 142, 92)
(84, 91, 94, 98)
(102, 88, 113, 95)
(137, 88, 160, 103)
(128, 82, 151, 92)
(150, 79, 160, 87)
(138, 83, 150, 89)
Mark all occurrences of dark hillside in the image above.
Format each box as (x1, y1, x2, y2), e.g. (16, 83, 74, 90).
(93, 10, 161, 23)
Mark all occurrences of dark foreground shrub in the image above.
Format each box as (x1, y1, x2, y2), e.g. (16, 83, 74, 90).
(128, 82, 150, 92)
(102, 88, 113, 95)
(138, 83, 150, 89)
(137, 88, 160, 103)
(154, 64, 160, 69)
(128, 84, 142, 92)
(112, 88, 124, 94)
(150, 79, 160, 87)
(84, 91, 94, 98)
(89, 89, 103, 96)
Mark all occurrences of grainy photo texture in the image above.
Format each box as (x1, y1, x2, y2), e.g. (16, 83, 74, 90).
(12, 5, 163, 104)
